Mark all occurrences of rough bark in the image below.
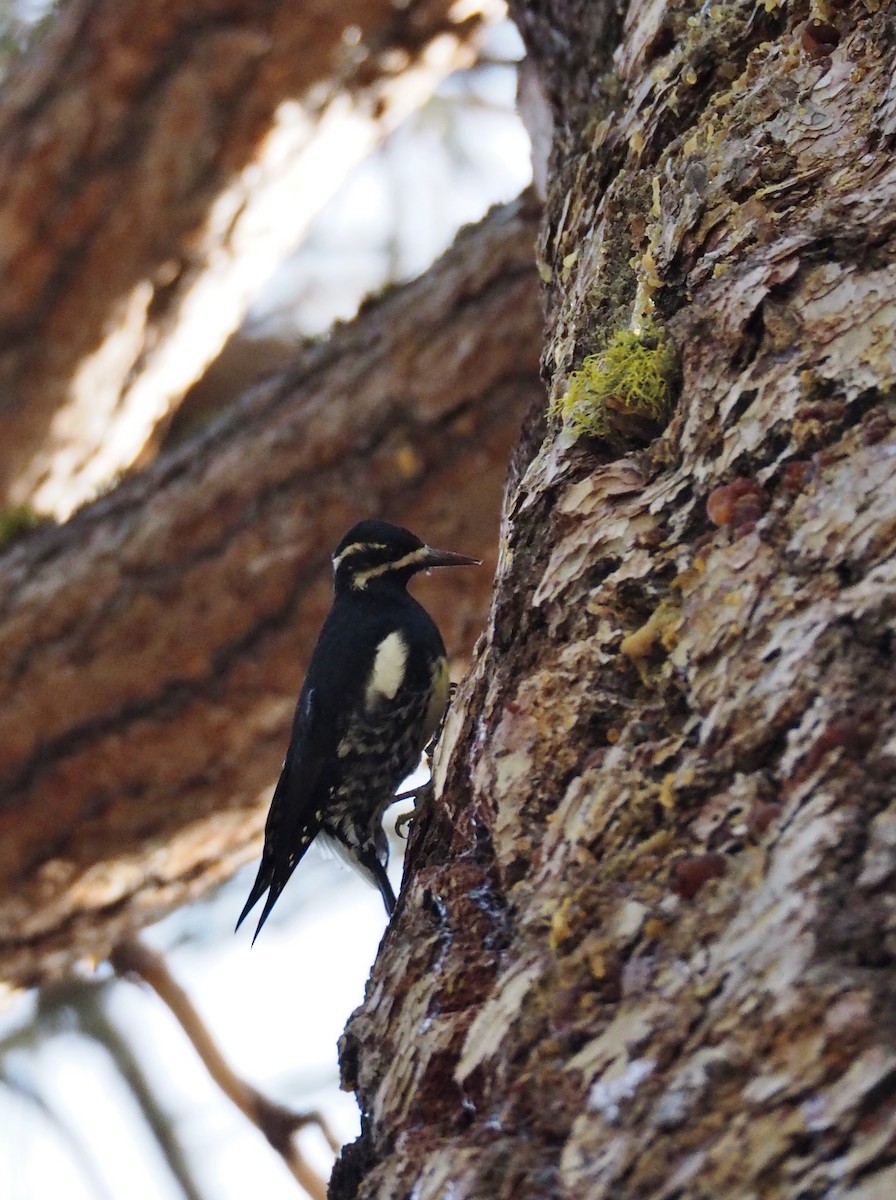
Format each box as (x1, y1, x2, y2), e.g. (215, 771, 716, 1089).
(0, 0, 485, 515)
(337, 3, 896, 1198)
(0, 196, 543, 991)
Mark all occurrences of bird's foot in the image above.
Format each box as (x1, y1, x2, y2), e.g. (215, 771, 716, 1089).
(423, 681, 458, 755)
(398, 683, 458, 838)
(395, 778, 435, 839)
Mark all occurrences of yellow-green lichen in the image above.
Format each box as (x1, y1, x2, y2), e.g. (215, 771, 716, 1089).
(552, 324, 679, 439)
(0, 505, 48, 549)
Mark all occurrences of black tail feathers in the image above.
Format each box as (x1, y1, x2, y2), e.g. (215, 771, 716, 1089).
(235, 839, 308, 944)
(234, 860, 284, 945)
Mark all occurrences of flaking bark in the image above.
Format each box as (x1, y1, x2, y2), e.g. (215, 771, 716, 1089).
(0, 197, 543, 990)
(336, 3, 896, 1198)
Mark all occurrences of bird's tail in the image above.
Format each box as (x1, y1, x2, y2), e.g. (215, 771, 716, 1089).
(235, 858, 290, 944)
(234, 860, 268, 934)
(236, 757, 321, 942)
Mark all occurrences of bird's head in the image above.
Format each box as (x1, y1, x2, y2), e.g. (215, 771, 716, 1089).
(332, 519, 479, 593)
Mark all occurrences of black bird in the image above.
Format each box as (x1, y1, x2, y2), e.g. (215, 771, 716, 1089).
(236, 519, 479, 941)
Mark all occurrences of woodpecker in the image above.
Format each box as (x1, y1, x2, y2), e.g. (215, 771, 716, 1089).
(236, 519, 479, 941)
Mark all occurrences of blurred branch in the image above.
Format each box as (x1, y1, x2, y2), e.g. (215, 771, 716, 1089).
(0, 1070, 116, 1200)
(37, 980, 209, 1200)
(112, 938, 337, 1200)
(0, 0, 486, 515)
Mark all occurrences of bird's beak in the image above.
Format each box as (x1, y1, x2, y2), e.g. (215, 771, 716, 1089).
(420, 545, 481, 570)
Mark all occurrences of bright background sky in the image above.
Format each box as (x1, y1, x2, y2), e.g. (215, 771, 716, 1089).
(0, 10, 531, 1199)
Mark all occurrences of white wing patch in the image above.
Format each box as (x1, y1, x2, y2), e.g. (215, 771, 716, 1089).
(365, 630, 409, 706)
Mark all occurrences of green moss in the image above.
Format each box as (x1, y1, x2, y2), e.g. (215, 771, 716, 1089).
(552, 324, 679, 439)
(0, 505, 48, 549)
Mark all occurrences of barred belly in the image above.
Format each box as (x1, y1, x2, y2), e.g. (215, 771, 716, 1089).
(329, 690, 431, 848)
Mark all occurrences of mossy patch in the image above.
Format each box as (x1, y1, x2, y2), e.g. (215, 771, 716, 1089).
(552, 324, 679, 441)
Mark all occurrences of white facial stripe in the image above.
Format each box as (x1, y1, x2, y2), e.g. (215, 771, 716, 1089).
(332, 541, 387, 572)
(353, 546, 429, 589)
(365, 631, 408, 706)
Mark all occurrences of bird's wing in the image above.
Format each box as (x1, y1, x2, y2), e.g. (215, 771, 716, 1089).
(235, 682, 330, 940)
(235, 600, 418, 940)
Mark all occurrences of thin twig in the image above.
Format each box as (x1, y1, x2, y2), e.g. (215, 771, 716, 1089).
(110, 937, 339, 1200)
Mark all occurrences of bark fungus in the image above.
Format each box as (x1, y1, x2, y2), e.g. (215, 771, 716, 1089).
(337, 2, 896, 1197)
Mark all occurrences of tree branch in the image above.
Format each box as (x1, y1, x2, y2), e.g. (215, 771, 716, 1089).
(111, 937, 335, 1200)
(0, 195, 544, 989)
(38, 980, 210, 1200)
(0, 0, 489, 514)
(0, 1071, 118, 1200)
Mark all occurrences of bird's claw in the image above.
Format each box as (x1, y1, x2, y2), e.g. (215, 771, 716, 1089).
(395, 778, 435, 839)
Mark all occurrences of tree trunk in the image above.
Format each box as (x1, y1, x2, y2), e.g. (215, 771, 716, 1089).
(0, 0, 483, 515)
(0, 197, 543, 990)
(335, 3, 896, 1198)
